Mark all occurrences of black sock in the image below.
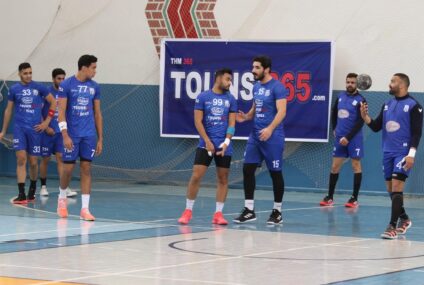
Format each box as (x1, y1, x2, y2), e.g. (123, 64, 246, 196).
(328, 173, 339, 199)
(243, 163, 257, 200)
(352, 173, 362, 199)
(40, 177, 47, 186)
(18, 183, 25, 194)
(270, 171, 284, 203)
(398, 193, 409, 220)
(390, 192, 409, 220)
(390, 193, 403, 227)
(29, 180, 37, 190)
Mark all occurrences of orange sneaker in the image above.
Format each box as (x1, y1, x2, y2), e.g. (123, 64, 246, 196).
(57, 198, 68, 218)
(178, 209, 192, 224)
(80, 208, 95, 221)
(212, 212, 228, 225)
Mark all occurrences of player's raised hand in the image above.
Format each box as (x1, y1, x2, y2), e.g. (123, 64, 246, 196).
(360, 102, 368, 120)
(236, 110, 247, 123)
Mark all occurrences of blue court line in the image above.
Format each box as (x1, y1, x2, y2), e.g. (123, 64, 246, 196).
(0, 225, 213, 254)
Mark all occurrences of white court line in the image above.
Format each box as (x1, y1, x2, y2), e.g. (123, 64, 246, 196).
(118, 274, 245, 285)
(26, 237, 373, 285)
(4, 201, 341, 239)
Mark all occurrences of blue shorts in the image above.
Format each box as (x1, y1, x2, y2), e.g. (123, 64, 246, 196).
(333, 136, 364, 158)
(13, 125, 42, 156)
(41, 133, 63, 157)
(244, 131, 284, 171)
(383, 152, 410, 181)
(62, 136, 97, 162)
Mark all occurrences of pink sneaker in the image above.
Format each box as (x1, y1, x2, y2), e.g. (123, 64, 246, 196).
(178, 209, 192, 224)
(212, 212, 228, 225)
(57, 198, 68, 218)
(80, 208, 95, 221)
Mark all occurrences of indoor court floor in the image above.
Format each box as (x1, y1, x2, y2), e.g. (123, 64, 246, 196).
(1, 177, 424, 284)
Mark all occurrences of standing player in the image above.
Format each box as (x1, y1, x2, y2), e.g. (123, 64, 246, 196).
(57, 55, 103, 221)
(320, 73, 365, 208)
(0, 62, 56, 203)
(233, 55, 287, 224)
(178, 68, 237, 225)
(360, 73, 422, 239)
(39, 68, 77, 197)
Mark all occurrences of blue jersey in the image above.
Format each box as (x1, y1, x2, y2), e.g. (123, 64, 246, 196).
(42, 85, 60, 133)
(252, 79, 287, 134)
(8, 81, 49, 129)
(334, 91, 365, 139)
(58, 76, 100, 137)
(194, 90, 237, 149)
(382, 96, 421, 153)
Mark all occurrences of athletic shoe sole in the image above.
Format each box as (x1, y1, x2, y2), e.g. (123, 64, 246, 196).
(232, 218, 257, 224)
(380, 233, 397, 239)
(266, 220, 283, 225)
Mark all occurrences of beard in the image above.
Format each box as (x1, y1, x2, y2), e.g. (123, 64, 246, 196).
(253, 72, 265, 81)
(346, 87, 356, 94)
(221, 85, 230, 91)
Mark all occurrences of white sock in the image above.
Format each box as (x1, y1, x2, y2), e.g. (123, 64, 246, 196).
(216, 202, 224, 213)
(273, 202, 282, 212)
(82, 194, 90, 209)
(245, 199, 254, 211)
(59, 187, 67, 199)
(186, 199, 195, 210)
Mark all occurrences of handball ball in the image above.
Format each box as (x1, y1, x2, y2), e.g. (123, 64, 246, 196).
(357, 74, 372, 90)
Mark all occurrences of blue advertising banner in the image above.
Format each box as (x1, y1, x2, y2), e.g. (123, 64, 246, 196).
(160, 39, 334, 142)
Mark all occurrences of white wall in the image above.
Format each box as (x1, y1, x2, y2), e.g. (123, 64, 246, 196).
(1, 0, 423, 91)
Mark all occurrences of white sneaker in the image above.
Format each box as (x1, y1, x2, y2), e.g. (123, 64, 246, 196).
(40, 186, 49, 196)
(66, 188, 78, 197)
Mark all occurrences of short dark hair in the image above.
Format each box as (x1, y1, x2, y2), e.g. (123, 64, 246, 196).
(18, 62, 31, 72)
(346, 73, 358, 79)
(78, 54, 97, 70)
(394, 73, 410, 87)
(52, 68, 66, 78)
(253, 55, 272, 70)
(214, 68, 233, 82)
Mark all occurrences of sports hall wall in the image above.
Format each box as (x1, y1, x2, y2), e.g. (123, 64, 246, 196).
(1, 0, 423, 194)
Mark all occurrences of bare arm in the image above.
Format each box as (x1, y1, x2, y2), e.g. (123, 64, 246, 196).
(58, 97, 73, 150)
(216, 112, 236, 156)
(94, 99, 103, 156)
(34, 93, 56, 132)
(236, 103, 256, 123)
(194, 109, 214, 154)
(0, 101, 14, 139)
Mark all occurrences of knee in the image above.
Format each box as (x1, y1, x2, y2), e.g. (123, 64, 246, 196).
(80, 166, 91, 177)
(29, 159, 38, 168)
(217, 174, 228, 186)
(352, 162, 362, 173)
(16, 156, 27, 167)
(243, 163, 257, 177)
(330, 163, 340, 173)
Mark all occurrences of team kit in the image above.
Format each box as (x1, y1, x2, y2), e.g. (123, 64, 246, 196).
(1, 55, 422, 240)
